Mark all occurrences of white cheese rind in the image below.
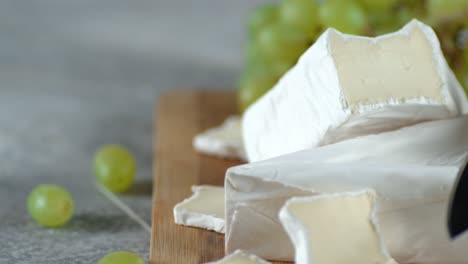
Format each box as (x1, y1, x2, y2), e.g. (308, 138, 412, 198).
(243, 20, 468, 162)
(206, 250, 271, 264)
(279, 190, 397, 264)
(193, 116, 246, 161)
(226, 116, 468, 262)
(174, 185, 225, 233)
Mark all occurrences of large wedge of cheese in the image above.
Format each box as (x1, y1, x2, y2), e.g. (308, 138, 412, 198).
(226, 116, 468, 263)
(280, 191, 397, 264)
(243, 19, 468, 162)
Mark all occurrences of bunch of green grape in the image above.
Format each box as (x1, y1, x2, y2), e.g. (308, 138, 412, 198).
(238, 0, 468, 112)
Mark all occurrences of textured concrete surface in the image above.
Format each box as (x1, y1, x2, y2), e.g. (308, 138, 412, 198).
(0, 1, 270, 263)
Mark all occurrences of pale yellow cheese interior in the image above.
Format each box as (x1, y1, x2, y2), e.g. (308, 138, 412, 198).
(287, 193, 390, 264)
(330, 26, 443, 111)
(178, 186, 224, 218)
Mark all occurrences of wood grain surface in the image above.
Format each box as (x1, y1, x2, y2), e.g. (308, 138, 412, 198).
(151, 90, 290, 264)
(151, 90, 239, 263)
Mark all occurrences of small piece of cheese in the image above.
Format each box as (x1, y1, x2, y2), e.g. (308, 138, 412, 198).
(206, 250, 271, 264)
(226, 116, 468, 262)
(174, 185, 225, 233)
(193, 116, 246, 161)
(279, 190, 397, 264)
(243, 20, 468, 162)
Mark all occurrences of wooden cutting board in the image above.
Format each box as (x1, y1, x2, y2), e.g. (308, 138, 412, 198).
(151, 90, 289, 264)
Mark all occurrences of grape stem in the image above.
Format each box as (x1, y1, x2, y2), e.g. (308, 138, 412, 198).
(95, 182, 152, 234)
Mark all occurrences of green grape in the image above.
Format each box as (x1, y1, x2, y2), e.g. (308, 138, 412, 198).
(245, 41, 270, 72)
(245, 61, 291, 80)
(98, 251, 145, 264)
(373, 20, 399, 35)
(279, 0, 320, 38)
(397, 7, 416, 27)
(238, 72, 280, 113)
(464, 46, 468, 65)
(244, 41, 294, 77)
(245, 40, 296, 73)
(428, 0, 468, 19)
(257, 23, 309, 63)
(245, 41, 263, 64)
(368, 10, 397, 36)
(249, 4, 278, 37)
(396, 1, 428, 26)
(94, 145, 136, 193)
(360, 0, 398, 32)
(27, 184, 74, 227)
(271, 61, 294, 77)
(358, 0, 395, 12)
(464, 75, 468, 96)
(319, 0, 367, 35)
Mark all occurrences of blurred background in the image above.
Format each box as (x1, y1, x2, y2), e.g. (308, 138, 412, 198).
(0, 0, 466, 263)
(0, 1, 266, 263)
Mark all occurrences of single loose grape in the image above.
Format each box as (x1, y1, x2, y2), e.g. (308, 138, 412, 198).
(257, 23, 309, 63)
(280, 0, 320, 38)
(98, 251, 145, 264)
(94, 145, 136, 193)
(27, 184, 74, 227)
(319, 0, 367, 35)
(248, 4, 278, 37)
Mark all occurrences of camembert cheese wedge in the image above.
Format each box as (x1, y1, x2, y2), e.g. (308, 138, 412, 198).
(243, 20, 468, 162)
(226, 116, 468, 262)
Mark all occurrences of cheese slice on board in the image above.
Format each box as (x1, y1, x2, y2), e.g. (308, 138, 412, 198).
(243, 19, 468, 162)
(279, 190, 397, 264)
(193, 116, 246, 161)
(206, 250, 271, 264)
(174, 185, 225, 233)
(226, 116, 468, 262)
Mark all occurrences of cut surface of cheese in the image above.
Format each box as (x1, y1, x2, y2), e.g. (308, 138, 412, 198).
(173, 185, 225, 233)
(226, 116, 468, 262)
(193, 116, 246, 161)
(330, 28, 441, 110)
(206, 250, 271, 264)
(279, 191, 397, 264)
(243, 20, 468, 162)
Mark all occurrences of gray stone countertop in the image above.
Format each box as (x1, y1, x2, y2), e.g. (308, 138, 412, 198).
(0, 1, 271, 263)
